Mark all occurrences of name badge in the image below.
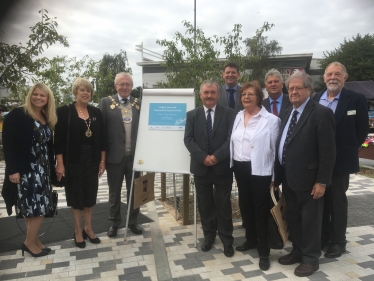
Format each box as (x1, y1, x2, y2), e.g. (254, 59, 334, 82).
(347, 110, 356, 115)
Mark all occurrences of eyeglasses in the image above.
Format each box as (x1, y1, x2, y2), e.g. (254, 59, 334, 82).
(241, 93, 256, 97)
(288, 87, 307, 92)
(116, 83, 133, 88)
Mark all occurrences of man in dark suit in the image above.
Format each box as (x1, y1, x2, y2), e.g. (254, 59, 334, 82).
(262, 68, 292, 120)
(99, 72, 142, 238)
(184, 80, 236, 257)
(313, 62, 369, 258)
(218, 62, 243, 113)
(274, 71, 336, 277)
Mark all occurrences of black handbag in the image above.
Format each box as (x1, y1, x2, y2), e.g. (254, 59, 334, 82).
(51, 104, 70, 188)
(44, 190, 58, 218)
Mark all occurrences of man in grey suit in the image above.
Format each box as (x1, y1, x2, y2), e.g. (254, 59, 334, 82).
(184, 80, 236, 257)
(262, 68, 292, 120)
(274, 71, 336, 277)
(99, 72, 142, 238)
(218, 62, 243, 113)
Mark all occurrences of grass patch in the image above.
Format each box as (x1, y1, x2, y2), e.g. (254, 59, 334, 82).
(357, 166, 374, 179)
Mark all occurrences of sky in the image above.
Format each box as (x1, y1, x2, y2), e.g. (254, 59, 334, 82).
(1, 0, 374, 88)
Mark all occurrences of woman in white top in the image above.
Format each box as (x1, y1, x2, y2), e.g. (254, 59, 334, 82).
(230, 81, 280, 271)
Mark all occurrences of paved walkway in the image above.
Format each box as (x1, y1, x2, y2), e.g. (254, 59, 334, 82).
(1, 162, 374, 280)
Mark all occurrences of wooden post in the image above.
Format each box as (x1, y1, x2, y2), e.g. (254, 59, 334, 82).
(160, 173, 166, 200)
(182, 174, 190, 225)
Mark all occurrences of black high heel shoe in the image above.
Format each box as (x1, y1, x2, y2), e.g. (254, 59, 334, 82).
(74, 232, 86, 248)
(82, 229, 101, 244)
(41, 247, 51, 252)
(21, 243, 48, 257)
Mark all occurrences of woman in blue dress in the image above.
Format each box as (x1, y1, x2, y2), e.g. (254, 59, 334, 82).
(2, 83, 57, 257)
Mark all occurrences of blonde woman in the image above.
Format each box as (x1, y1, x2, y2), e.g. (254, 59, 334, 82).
(54, 78, 106, 248)
(2, 83, 57, 257)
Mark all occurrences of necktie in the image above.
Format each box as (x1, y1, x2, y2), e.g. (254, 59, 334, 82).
(228, 89, 235, 109)
(122, 98, 128, 105)
(272, 100, 279, 117)
(206, 109, 213, 154)
(282, 110, 298, 165)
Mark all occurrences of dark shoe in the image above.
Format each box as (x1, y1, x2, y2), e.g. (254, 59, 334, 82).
(74, 233, 86, 248)
(224, 245, 234, 257)
(21, 243, 48, 257)
(201, 240, 213, 252)
(41, 247, 51, 252)
(83, 229, 101, 244)
(278, 253, 302, 265)
(128, 224, 143, 235)
(324, 244, 346, 258)
(294, 263, 319, 277)
(259, 257, 270, 271)
(108, 226, 118, 238)
(235, 240, 257, 252)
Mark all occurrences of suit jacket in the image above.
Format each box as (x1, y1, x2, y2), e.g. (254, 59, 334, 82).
(54, 103, 106, 165)
(263, 94, 292, 121)
(99, 95, 141, 164)
(230, 107, 281, 176)
(274, 99, 336, 191)
(313, 87, 369, 174)
(184, 104, 236, 177)
(218, 85, 244, 113)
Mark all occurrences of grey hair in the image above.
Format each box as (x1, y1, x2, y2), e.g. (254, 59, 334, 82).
(200, 80, 219, 93)
(285, 71, 313, 88)
(114, 72, 133, 84)
(324, 62, 348, 76)
(265, 68, 283, 83)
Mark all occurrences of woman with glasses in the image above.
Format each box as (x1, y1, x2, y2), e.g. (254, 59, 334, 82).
(230, 81, 280, 271)
(54, 78, 106, 248)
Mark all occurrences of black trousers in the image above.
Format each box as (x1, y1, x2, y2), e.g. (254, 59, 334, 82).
(322, 173, 350, 246)
(233, 160, 271, 257)
(282, 168, 324, 265)
(194, 168, 234, 246)
(106, 155, 140, 227)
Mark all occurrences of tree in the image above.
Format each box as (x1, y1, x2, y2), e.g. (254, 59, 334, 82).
(156, 21, 281, 105)
(35, 55, 99, 105)
(0, 9, 69, 95)
(95, 50, 132, 101)
(243, 22, 282, 85)
(316, 33, 374, 90)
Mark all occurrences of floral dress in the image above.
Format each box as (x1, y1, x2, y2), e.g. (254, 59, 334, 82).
(16, 120, 53, 217)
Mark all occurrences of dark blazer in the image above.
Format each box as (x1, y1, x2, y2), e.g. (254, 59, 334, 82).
(263, 94, 292, 121)
(54, 103, 106, 165)
(1, 107, 54, 215)
(218, 85, 243, 113)
(313, 87, 369, 174)
(184, 104, 236, 177)
(274, 99, 336, 190)
(99, 95, 141, 164)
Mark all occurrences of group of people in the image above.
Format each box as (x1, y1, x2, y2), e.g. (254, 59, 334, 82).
(1, 61, 369, 278)
(2, 72, 143, 257)
(184, 62, 369, 277)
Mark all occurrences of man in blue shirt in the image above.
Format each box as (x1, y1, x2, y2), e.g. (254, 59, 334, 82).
(263, 69, 292, 120)
(218, 62, 243, 113)
(313, 62, 369, 258)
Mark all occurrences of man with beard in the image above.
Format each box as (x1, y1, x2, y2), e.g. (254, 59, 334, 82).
(262, 69, 292, 120)
(313, 62, 369, 258)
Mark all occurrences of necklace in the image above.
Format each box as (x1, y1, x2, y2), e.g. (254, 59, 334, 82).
(76, 106, 87, 119)
(84, 118, 92, 137)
